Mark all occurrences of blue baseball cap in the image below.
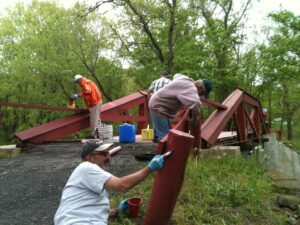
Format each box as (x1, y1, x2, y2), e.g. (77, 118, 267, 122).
(203, 79, 212, 99)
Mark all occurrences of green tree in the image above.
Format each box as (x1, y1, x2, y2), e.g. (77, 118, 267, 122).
(90, 0, 181, 88)
(91, 0, 253, 97)
(0, 1, 127, 142)
(188, 0, 253, 101)
(259, 11, 300, 140)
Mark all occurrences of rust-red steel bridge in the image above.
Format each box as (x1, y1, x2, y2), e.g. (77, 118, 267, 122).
(0, 88, 270, 225)
(0, 88, 269, 147)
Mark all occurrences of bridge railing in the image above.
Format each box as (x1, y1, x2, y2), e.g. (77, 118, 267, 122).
(1, 88, 268, 147)
(1, 92, 149, 146)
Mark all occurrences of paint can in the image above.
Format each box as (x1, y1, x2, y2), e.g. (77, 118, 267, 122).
(67, 99, 75, 108)
(96, 124, 113, 143)
(128, 197, 142, 218)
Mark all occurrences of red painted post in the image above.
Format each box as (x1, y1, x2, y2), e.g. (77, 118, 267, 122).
(143, 129, 194, 225)
(190, 119, 200, 157)
(234, 103, 247, 143)
(265, 122, 271, 134)
(251, 107, 260, 136)
(137, 102, 147, 134)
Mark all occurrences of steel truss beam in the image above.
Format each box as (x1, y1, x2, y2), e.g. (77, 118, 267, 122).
(15, 92, 148, 145)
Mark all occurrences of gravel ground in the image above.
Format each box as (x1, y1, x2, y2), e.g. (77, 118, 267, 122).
(0, 142, 156, 225)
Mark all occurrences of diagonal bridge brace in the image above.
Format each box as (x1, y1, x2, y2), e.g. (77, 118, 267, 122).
(201, 88, 266, 146)
(15, 92, 148, 145)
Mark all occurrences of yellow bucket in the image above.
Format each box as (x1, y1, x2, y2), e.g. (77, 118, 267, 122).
(142, 128, 154, 140)
(68, 99, 75, 108)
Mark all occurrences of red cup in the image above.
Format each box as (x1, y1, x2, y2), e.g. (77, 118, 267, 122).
(128, 197, 142, 218)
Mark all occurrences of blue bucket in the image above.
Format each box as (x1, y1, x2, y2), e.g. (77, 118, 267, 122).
(119, 124, 136, 143)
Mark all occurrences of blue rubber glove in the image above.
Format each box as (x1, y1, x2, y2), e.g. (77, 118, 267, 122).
(148, 155, 164, 172)
(118, 198, 128, 213)
(71, 94, 79, 100)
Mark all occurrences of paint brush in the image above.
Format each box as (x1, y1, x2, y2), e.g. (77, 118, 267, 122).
(162, 151, 172, 158)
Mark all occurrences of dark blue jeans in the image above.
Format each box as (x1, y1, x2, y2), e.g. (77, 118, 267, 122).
(150, 111, 171, 142)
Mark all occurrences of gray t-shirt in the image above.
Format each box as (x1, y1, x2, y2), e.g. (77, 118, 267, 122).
(149, 76, 201, 118)
(54, 161, 112, 225)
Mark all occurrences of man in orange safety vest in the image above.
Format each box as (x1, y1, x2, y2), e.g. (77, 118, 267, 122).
(71, 74, 102, 138)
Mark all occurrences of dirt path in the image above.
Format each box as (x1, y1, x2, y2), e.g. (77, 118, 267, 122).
(0, 142, 156, 225)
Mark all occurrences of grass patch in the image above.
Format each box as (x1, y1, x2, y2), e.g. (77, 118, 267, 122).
(109, 156, 290, 225)
(288, 124, 300, 152)
(289, 140, 300, 152)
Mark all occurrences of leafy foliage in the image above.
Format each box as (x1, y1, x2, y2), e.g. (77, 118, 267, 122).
(0, 1, 130, 142)
(0, 1, 299, 144)
(259, 11, 300, 140)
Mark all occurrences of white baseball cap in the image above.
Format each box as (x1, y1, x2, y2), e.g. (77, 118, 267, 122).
(74, 74, 83, 82)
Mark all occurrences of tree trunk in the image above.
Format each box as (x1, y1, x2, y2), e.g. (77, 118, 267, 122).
(90, 71, 112, 102)
(267, 84, 272, 125)
(287, 117, 293, 140)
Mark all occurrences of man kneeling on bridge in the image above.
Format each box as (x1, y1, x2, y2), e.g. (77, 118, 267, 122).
(54, 141, 164, 225)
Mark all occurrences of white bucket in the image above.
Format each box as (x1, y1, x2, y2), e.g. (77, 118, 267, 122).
(97, 124, 113, 143)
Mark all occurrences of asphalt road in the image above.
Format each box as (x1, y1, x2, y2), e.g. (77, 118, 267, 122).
(0, 142, 155, 225)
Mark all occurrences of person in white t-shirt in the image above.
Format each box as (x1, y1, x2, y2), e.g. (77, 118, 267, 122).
(54, 141, 164, 225)
(147, 71, 171, 95)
